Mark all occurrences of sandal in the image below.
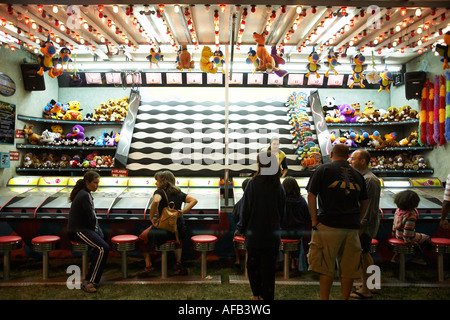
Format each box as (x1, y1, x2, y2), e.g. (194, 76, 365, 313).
(81, 280, 97, 293)
(139, 266, 155, 277)
(350, 291, 372, 300)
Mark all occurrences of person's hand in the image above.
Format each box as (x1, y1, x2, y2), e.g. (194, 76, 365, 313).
(440, 219, 449, 229)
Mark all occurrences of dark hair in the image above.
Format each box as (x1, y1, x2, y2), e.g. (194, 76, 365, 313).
(393, 190, 420, 211)
(357, 149, 371, 165)
(331, 144, 350, 158)
(69, 171, 100, 202)
(282, 176, 301, 198)
(253, 151, 281, 188)
(242, 178, 250, 191)
(155, 170, 181, 195)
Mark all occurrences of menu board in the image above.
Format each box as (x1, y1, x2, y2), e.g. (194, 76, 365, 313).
(0, 100, 15, 145)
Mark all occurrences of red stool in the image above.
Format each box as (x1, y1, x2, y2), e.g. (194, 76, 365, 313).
(31, 235, 60, 280)
(0, 235, 22, 280)
(388, 238, 415, 281)
(191, 235, 218, 278)
(70, 241, 89, 279)
(430, 238, 450, 282)
(233, 235, 248, 278)
(280, 239, 300, 280)
(155, 240, 178, 279)
(111, 234, 139, 279)
(370, 239, 379, 254)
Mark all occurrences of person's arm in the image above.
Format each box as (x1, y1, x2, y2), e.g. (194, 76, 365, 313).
(180, 195, 197, 214)
(359, 199, 370, 222)
(440, 200, 450, 229)
(403, 212, 417, 243)
(307, 192, 318, 227)
(149, 193, 162, 225)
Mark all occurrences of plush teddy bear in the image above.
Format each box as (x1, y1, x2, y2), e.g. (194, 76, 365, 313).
(398, 105, 412, 121)
(200, 46, 218, 74)
(63, 101, 83, 121)
(385, 106, 400, 122)
(323, 97, 340, 123)
(176, 45, 195, 71)
(252, 32, 277, 73)
(66, 125, 85, 145)
(339, 104, 360, 122)
(23, 124, 41, 145)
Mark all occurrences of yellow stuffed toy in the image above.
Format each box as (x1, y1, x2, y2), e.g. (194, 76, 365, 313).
(200, 46, 218, 74)
(63, 101, 83, 121)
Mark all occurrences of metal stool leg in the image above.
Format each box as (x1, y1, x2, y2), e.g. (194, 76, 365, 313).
(3, 250, 11, 281)
(437, 252, 444, 282)
(284, 251, 290, 280)
(200, 251, 207, 278)
(244, 251, 248, 279)
(161, 251, 168, 279)
(42, 251, 49, 280)
(399, 253, 406, 282)
(121, 251, 128, 279)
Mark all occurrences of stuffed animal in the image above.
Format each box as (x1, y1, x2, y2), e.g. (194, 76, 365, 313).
(246, 47, 259, 73)
(435, 31, 450, 70)
(252, 32, 276, 73)
(66, 125, 85, 145)
(349, 53, 367, 88)
(176, 45, 195, 71)
(63, 101, 83, 121)
(386, 106, 400, 122)
(322, 97, 340, 122)
(95, 131, 107, 146)
(338, 104, 360, 122)
(58, 47, 72, 72)
(213, 49, 225, 73)
(351, 103, 361, 117)
(324, 51, 340, 77)
(23, 124, 41, 145)
(147, 47, 163, 69)
(378, 70, 393, 93)
(200, 46, 218, 74)
(398, 105, 412, 121)
(51, 125, 64, 137)
(37, 36, 57, 78)
(40, 129, 61, 145)
(270, 46, 288, 78)
(306, 49, 320, 78)
(23, 152, 33, 168)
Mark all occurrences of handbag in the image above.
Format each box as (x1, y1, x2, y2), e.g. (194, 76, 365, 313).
(152, 190, 182, 241)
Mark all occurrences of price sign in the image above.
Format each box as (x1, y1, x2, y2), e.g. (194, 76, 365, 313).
(146, 73, 162, 84)
(207, 73, 223, 85)
(267, 73, 284, 85)
(327, 74, 344, 86)
(186, 73, 203, 84)
(307, 74, 324, 86)
(287, 74, 304, 86)
(15, 129, 24, 139)
(247, 73, 264, 85)
(229, 73, 243, 84)
(9, 151, 19, 161)
(111, 169, 128, 177)
(105, 73, 122, 84)
(166, 73, 182, 84)
(85, 73, 102, 84)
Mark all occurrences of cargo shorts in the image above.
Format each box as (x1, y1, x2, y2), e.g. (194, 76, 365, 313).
(307, 223, 362, 278)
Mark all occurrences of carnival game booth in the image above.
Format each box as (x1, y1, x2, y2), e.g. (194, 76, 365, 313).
(0, 176, 223, 259)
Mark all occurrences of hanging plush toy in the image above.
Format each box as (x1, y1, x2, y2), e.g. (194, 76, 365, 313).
(349, 53, 367, 88)
(378, 70, 393, 93)
(176, 45, 195, 71)
(435, 31, 450, 70)
(419, 81, 428, 145)
(270, 46, 288, 78)
(445, 71, 450, 142)
(147, 47, 163, 69)
(439, 75, 447, 145)
(200, 46, 218, 74)
(433, 76, 441, 145)
(306, 49, 320, 78)
(59, 47, 72, 72)
(252, 32, 277, 73)
(37, 36, 57, 78)
(213, 48, 225, 73)
(246, 47, 259, 74)
(324, 51, 340, 77)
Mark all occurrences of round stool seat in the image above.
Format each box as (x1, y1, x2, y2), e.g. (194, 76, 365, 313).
(280, 238, 300, 251)
(233, 235, 246, 250)
(192, 235, 217, 251)
(0, 236, 22, 251)
(388, 238, 415, 254)
(70, 241, 88, 251)
(156, 240, 178, 251)
(111, 235, 138, 251)
(371, 239, 379, 245)
(32, 235, 60, 245)
(370, 239, 379, 253)
(431, 238, 450, 253)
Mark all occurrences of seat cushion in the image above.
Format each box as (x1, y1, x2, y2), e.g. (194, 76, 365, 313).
(388, 238, 410, 246)
(233, 235, 245, 243)
(371, 239, 379, 245)
(431, 238, 450, 246)
(32, 235, 60, 244)
(191, 235, 218, 243)
(111, 234, 139, 243)
(0, 235, 22, 244)
(281, 238, 300, 244)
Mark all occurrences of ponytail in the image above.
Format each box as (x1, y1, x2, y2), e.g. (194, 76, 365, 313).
(69, 171, 100, 202)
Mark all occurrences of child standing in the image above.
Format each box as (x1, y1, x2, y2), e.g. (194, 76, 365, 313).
(392, 190, 430, 264)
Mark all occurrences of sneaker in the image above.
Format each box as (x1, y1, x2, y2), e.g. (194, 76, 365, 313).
(174, 262, 188, 275)
(81, 280, 97, 293)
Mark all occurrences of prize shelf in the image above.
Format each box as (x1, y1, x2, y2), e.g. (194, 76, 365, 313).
(16, 167, 113, 175)
(17, 114, 124, 126)
(16, 144, 117, 151)
(326, 120, 419, 127)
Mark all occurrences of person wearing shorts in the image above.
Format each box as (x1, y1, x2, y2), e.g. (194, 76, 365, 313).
(306, 144, 369, 300)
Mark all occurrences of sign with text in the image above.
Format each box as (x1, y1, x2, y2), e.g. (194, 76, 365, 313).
(166, 73, 182, 85)
(207, 73, 223, 85)
(111, 169, 128, 177)
(9, 151, 20, 161)
(15, 129, 24, 139)
(327, 74, 344, 86)
(267, 74, 284, 85)
(229, 73, 243, 84)
(105, 73, 122, 84)
(307, 74, 324, 86)
(247, 73, 264, 85)
(287, 74, 304, 86)
(145, 73, 162, 84)
(186, 73, 203, 84)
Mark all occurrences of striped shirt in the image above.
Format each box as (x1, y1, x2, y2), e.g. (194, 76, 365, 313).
(444, 174, 450, 202)
(392, 209, 428, 244)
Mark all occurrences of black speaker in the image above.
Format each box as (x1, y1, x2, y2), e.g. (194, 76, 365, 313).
(405, 71, 426, 100)
(21, 64, 46, 91)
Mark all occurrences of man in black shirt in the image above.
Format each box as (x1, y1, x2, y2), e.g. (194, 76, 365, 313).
(306, 144, 369, 300)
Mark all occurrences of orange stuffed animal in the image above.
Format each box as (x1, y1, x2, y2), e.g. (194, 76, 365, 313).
(199, 46, 218, 74)
(252, 32, 278, 73)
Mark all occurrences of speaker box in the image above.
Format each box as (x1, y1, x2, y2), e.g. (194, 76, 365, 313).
(21, 64, 46, 91)
(405, 71, 426, 100)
